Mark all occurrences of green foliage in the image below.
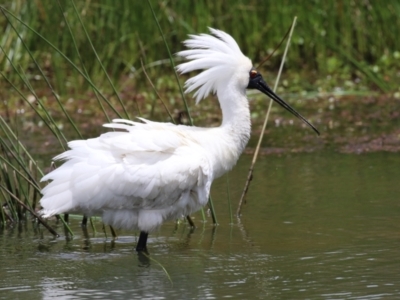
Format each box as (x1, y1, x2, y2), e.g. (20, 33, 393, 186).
(1, 0, 399, 93)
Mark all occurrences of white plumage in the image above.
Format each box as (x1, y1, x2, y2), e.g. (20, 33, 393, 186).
(40, 28, 318, 251)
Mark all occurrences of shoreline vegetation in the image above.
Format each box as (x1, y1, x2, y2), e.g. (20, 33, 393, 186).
(1, 1, 400, 230)
(1, 1, 399, 151)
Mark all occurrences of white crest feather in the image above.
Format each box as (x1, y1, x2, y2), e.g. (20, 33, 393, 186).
(177, 28, 250, 103)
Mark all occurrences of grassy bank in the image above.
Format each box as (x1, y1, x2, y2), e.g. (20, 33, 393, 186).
(1, 0, 399, 95)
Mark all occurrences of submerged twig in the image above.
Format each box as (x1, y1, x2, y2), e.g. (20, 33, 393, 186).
(237, 16, 298, 217)
(0, 184, 59, 237)
(226, 174, 233, 224)
(208, 196, 218, 225)
(141, 251, 173, 285)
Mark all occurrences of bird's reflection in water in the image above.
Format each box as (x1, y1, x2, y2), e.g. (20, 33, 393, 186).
(137, 251, 150, 267)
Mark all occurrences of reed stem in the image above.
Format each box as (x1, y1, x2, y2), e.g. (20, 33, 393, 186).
(237, 17, 298, 217)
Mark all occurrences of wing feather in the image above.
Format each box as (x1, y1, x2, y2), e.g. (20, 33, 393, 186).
(40, 120, 212, 221)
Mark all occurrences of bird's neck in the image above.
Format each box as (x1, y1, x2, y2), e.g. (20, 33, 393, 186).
(193, 84, 251, 179)
(217, 83, 251, 157)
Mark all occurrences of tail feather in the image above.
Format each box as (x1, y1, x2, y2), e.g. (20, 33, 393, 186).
(40, 189, 74, 217)
(40, 141, 87, 217)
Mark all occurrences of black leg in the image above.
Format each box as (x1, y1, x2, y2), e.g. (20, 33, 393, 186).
(136, 231, 148, 252)
(81, 215, 88, 227)
(186, 215, 196, 228)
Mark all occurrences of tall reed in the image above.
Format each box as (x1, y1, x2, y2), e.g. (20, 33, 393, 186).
(1, 0, 398, 94)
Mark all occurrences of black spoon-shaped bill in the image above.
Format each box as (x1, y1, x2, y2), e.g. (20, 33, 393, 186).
(247, 69, 320, 135)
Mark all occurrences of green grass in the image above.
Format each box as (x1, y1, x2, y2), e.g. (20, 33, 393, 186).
(1, 0, 399, 95)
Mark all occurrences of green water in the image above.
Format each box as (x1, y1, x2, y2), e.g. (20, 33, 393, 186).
(1, 152, 400, 299)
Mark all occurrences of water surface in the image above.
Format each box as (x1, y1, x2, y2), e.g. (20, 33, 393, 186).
(1, 152, 400, 299)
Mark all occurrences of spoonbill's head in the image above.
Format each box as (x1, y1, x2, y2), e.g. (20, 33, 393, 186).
(177, 28, 319, 135)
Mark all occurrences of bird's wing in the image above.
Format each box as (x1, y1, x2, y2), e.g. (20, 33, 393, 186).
(40, 119, 212, 217)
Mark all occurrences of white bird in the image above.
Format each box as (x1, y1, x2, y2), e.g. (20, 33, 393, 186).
(40, 28, 319, 251)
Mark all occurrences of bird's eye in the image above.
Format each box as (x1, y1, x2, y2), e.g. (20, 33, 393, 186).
(250, 69, 258, 78)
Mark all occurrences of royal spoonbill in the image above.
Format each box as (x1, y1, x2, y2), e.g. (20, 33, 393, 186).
(40, 28, 319, 252)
